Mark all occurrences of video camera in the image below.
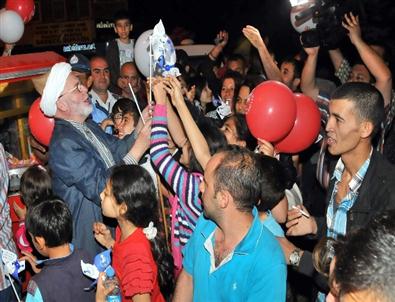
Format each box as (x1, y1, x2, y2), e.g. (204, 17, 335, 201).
(291, 0, 354, 49)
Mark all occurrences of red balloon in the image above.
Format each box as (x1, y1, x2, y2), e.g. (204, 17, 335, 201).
(246, 80, 297, 142)
(6, 0, 35, 23)
(275, 93, 321, 154)
(28, 98, 54, 147)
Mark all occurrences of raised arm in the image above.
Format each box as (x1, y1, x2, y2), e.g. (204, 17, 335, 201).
(242, 25, 282, 82)
(343, 13, 392, 106)
(150, 79, 202, 221)
(208, 30, 229, 61)
(164, 77, 211, 170)
(149, 78, 188, 147)
(300, 46, 320, 100)
(328, 48, 345, 74)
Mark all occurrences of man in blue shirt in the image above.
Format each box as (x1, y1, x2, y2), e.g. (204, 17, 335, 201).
(173, 147, 286, 301)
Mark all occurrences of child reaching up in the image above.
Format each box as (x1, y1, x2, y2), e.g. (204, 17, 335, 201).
(93, 165, 174, 301)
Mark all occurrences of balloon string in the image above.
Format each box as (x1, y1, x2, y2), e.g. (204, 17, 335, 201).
(6, 274, 21, 302)
(128, 83, 145, 125)
(149, 35, 153, 108)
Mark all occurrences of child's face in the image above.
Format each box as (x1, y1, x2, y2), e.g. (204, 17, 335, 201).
(114, 19, 132, 41)
(100, 181, 120, 218)
(117, 112, 135, 139)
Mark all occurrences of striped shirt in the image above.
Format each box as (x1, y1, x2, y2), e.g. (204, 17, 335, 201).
(150, 105, 202, 271)
(0, 144, 17, 291)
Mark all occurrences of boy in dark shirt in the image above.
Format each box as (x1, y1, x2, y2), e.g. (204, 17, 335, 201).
(24, 199, 94, 302)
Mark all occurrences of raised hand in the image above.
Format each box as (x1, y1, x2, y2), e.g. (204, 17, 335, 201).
(302, 44, 320, 57)
(242, 25, 265, 49)
(215, 30, 229, 48)
(342, 13, 362, 45)
(163, 76, 185, 108)
(256, 138, 276, 157)
(93, 222, 114, 249)
(150, 77, 168, 106)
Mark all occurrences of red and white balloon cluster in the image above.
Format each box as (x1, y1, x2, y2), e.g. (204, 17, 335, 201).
(0, 0, 35, 44)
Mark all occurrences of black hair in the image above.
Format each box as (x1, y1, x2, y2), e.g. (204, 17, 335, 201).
(331, 82, 384, 137)
(188, 117, 227, 173)
(254, 154, 286, 211)
(350, 60, 375, 84)
(25, 198, 72, 248)
(221, 70, 244, 89)
(220, 70, 244, 111)
(113, 10, 131, 24)
(224, 114, 256, 151)
(187, 75, 209, 102)
(333, 210, 395, 300)
(111, 98, 139, 127)
(227, 54, 248, 73)
(242, 75, 265, 91)
(20, 165, 53, 208)
(213, 146, 261, 211)
(109, 165, 174, 298)
(282, 57, 303, 79)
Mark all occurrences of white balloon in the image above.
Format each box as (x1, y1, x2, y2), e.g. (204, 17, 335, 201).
(290, 2, 317, 33)
(0, 9, 25, 44)
(134, 24, 179, 78)
(134, 29, 154, 78)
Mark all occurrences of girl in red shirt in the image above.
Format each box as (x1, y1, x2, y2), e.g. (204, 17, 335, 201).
(93, 165, 174, 301)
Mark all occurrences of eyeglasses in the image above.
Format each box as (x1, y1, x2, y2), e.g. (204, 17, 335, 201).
(59, 82, 84, 99)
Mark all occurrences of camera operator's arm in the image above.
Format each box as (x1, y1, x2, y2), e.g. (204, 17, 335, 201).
(343, 13, 392, 107)
(328, 49, 351, 84)
(242, 25, 282, 82)
(301, 45, 320, 100)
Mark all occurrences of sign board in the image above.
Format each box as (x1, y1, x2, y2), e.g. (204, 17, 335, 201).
(21, 20, 95, 47)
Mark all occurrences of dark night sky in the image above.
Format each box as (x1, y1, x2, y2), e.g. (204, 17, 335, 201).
(128, 0, 395, 65)
(129, 0, 300, 60)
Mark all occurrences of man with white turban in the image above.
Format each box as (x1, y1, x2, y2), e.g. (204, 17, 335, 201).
(40, 62, 150, 256)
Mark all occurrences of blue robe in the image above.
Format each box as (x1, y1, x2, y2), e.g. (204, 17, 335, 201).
(49, 119, 135, 257)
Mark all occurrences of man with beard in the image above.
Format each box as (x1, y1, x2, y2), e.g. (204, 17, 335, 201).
(40, 62, 150, 256)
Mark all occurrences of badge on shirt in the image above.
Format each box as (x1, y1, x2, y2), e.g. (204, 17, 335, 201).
(27, 279, 38, 296)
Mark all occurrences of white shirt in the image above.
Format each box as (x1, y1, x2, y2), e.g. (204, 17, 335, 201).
(117, 39, 134, 67)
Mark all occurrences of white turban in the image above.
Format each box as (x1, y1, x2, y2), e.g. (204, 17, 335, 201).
(40, 62, 72, 117)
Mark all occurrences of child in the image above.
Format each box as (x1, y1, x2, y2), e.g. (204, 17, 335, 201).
(93, 165, 174, 301)
(106, 10, 134, 90)
(24, 199, 94, 301)
(100, 98, 139, 139)
(13, 165, 53, 253)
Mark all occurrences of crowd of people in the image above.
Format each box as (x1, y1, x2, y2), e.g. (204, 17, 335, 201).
(1, 7, 395, 302)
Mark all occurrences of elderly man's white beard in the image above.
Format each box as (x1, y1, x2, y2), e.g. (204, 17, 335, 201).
(81, 103, 93, 117)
